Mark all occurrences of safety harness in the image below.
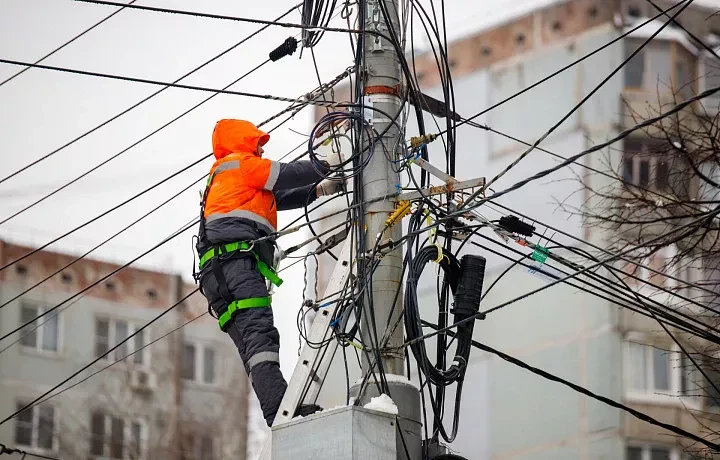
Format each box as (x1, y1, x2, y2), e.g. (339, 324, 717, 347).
(194, 165, 284, 331)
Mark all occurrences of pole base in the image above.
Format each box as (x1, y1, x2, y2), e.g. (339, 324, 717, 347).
(349, 374, 422, 460)
(271, 405, 419, 460)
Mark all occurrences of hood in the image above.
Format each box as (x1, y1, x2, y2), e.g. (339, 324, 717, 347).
(212, 119, 270, 160)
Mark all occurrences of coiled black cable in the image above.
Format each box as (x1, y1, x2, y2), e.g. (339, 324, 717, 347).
(404, 245, 486, 386)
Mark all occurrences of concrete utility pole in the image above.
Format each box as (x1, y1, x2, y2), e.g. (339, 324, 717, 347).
(349, 0, 422, 455)
(265, 1, 421, 458)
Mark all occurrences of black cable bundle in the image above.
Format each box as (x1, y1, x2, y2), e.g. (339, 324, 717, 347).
(404, 245, 486, 387)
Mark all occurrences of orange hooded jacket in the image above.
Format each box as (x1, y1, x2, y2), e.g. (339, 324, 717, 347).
(203, 119, 280, 234)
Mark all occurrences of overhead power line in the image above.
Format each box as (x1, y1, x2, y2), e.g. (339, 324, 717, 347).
(0, 58, 353, 108)
(0, 288, 199, 427)
(0, 443, 59, 460)
(431, 0, 691, 136)
(0, 3, 301, 188)
(478, 0, 694, 193)
(421, 323, 720, 452)
(0, 219, 199, 342)
(0, 58, 270, 226)
(454, 80, 720, 215)
(0, 154, 208, 272)
(0, 0, 136, 88)
(0, 68, 353, 275)
(403, 209, 720, 350)
(75, 0, 371, 35)
(0, 174, 205, 312)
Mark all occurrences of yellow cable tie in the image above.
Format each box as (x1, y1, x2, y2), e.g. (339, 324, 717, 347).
(433, 243, 444, 263)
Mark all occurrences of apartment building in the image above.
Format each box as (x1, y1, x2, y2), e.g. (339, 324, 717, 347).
(309, 0, 720, 458)
(0, 240, 250, 459)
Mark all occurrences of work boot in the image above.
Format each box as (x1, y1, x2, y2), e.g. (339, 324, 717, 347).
(294, 403, 323, 418)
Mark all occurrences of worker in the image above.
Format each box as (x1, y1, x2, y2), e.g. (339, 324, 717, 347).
(194, 119, 345, 426)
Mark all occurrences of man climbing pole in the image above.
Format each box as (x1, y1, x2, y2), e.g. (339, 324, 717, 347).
(194, 119, 345, 426)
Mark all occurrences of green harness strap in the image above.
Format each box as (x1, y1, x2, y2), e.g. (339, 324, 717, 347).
(198, 241, 284, 287)
(217, 296, 271, 330)
(198, 241, 283, 330)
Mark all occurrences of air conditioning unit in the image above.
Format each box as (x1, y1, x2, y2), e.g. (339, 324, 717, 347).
(130, 368, 157, 393)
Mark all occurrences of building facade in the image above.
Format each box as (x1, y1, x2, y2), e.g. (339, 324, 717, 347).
(310, 0, 720, 458)
(0, 240, 251, 459)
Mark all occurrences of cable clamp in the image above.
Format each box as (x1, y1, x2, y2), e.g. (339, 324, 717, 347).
(409, 134, 438, 152)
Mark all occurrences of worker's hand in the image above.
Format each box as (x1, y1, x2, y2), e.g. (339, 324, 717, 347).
(324, 151, 345, 167)
(316, 178, 346, 197)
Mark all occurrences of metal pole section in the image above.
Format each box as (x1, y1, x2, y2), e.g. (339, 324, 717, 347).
(352, 1, 421, 458)
(359, 0, 405, 377)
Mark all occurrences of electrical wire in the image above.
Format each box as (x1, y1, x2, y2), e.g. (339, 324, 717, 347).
(2, 2, 137, 88)
(74, 0, 395, 38)
(0, 219, 198, 342)
(479, 0, 695, 193)
(403, 208, 720, 348)
(0, 3, 301, 188)
(449, 81, 720, 217)
(430, 0, 693, 136)
(0, 154, 208, 273)
(0, 443, 59, 460)
(0, 58, 357, 109)
(419, 322, 720, 452)
(0, 57, 271, 225)
(0, 288, 199, 426)
(0, 174, 205, 312)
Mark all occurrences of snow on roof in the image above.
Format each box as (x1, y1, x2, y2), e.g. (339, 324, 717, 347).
(624, 17, 699, 55)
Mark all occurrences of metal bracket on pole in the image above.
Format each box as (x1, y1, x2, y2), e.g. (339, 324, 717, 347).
(258, 238, 354, 460)
(403, 157, 485, 201)
(397, 177, 486, 201)
(410, 156, 457, 184)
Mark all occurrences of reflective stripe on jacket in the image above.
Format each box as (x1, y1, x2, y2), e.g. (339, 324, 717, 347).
(205, 119, 280, 233)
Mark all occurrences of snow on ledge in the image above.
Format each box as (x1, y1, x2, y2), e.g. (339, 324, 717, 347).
(363, 394, 399, 415)
(624, 18, 699, 55)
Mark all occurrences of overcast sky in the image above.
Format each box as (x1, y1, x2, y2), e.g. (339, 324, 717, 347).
(2, 0, 720, 381)
(0, 0, 561, 380)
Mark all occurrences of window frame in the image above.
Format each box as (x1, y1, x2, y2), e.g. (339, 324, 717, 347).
(14, 401, 58, 454)
(624, 334, 701, 410)
(19, 302, 62, 355)
(94, 317, 150, 367)
(90, 410, 147, 460)
(626, 442, 686, 460)
(182, 341, 218, 386)
(624, 38, 697, 95)
(621, 139, 672, 191)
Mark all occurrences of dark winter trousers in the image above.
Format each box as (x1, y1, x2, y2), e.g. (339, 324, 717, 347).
(201, 256, 288, 426)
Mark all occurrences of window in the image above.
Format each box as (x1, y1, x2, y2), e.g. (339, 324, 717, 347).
(15, 402, 56, 452)
(622, 139, 670, 190)
(20, 303, 59, 353)
(90, 411, 145, 459)
(182, 343, 217, 385)
(625, 47, 646, 88)
(626, 341, 697, 405)
(620, 244, 678, 290)
(182, 433, 215, 460)
(95, 318, 148, 366)
(625, 39, 695, 93)
(626, 443, 696, 460)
